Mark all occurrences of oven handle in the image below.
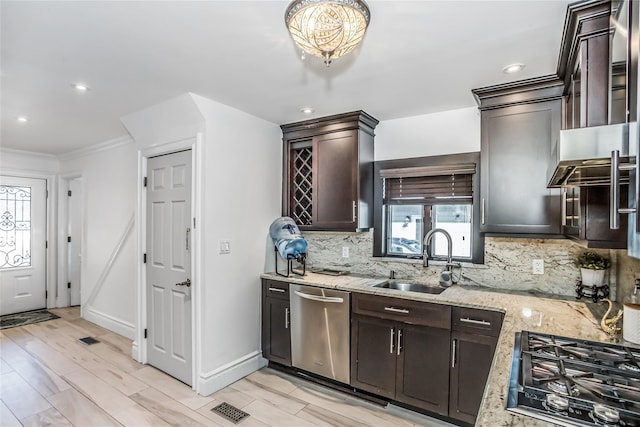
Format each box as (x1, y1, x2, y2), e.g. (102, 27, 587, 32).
(293, 290, 344, 303)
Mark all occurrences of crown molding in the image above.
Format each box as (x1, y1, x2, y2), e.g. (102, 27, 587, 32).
(58, 134, 134, 161)
(0, 147, 58, 159)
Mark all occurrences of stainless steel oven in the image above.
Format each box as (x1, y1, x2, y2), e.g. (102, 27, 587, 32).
(289, 284, 351, 384)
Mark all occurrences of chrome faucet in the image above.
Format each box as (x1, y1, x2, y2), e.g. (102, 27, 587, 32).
(423, 228, 459, 287)
(423, 228, 453, 268)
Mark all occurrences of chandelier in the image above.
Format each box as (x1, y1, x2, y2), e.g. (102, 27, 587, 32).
(285, 0, 371, 66)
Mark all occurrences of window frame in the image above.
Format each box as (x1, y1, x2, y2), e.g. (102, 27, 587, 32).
(373, 152, 484, 264)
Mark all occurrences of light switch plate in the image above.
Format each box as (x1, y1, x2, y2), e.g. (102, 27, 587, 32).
(342, 247, 349, 258)
(219, 240, 231, 254)
(532, 259, 544, 275)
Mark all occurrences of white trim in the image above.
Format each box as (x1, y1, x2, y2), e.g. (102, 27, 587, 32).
(136, 135, 202, 392)
(131, 340, 140, 361)
(0, 148, 58, 160)
(1, 170, 58, 311)
(58, 135, 134, 161)
(197, 351, 266, 396)
(84, 306, 135, 340)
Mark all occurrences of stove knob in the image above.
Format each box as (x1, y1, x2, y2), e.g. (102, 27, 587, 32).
(592, 404, 620, 424)
(546, 393, 569, 412)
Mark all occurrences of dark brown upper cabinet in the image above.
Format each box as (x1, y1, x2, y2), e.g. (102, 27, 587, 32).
(281, 111, 378, 231)
(472, 76, 564, 235)
(556, 0, 629, 249)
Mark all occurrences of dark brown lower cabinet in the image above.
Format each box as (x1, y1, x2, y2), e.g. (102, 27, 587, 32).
(449, 306, 504, 424)
(351, 293, 452, 416)
(261, 279, 291, 366)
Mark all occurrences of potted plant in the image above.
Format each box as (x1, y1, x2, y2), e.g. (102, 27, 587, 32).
(576, 251, 611, 286)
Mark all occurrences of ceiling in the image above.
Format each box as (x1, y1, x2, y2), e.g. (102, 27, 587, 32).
(1, 0, 573, 156)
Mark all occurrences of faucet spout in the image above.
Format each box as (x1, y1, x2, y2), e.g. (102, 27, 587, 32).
(423, 228, 453, 268)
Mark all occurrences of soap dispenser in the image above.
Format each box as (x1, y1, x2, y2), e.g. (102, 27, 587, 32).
(623, 279, 640, 344)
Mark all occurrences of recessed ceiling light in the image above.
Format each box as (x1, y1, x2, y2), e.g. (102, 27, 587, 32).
(73, 83, 90, 91)
(16, 116, 29, 123)
(502, 63, 525, 74)
(301, 107, 314, 114)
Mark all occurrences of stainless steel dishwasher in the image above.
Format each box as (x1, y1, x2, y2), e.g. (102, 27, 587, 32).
(289, 284, 351, 384)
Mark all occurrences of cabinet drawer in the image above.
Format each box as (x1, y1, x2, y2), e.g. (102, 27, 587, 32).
(352, 293, 451, 329)
(262, 279, 289, 300)
(452, 306, 503, 337)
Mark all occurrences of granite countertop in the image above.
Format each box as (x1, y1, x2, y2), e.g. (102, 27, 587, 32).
(261, 271, 637, 426)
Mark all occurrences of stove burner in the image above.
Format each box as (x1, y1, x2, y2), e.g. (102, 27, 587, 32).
(547, 380, 580, 397)
(592, 404, 620, 424)
(545, 393, 570, 412)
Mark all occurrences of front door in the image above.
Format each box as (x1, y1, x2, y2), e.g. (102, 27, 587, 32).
(146, 150, 193, 385)
(0, 176, 47, 315)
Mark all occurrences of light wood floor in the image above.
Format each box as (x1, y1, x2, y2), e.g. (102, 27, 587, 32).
(0, 307, 454, 426)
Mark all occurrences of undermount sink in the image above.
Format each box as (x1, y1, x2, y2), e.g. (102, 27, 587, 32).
(373, 280, 447, 295)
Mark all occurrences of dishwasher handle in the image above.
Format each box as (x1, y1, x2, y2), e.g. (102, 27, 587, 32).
(293, 290, 344, 303)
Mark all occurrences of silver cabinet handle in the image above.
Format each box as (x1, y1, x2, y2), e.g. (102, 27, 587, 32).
(611, 150, 621, 229)
(294, 290, 344, 303)
(352, 200, 357, 222)
(389, 328, 395, 354)
(285, 307, 289, 329)
(268, 287, 286, 293)
(452, 339, 457, 368)
(481, 198, 485, 225)
(460, 317, 491, 326)
(397, 329, 402, 355)
(384, 307, 409, 314)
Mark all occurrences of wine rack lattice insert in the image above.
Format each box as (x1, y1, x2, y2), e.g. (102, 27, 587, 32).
(292, 147, 313, 225)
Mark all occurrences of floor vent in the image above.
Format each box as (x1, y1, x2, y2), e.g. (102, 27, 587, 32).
(211, 402, 250, 424)
(78, 336, 99, 345)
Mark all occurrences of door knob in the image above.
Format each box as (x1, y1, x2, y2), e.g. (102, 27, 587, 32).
(176, 278, 191, 287)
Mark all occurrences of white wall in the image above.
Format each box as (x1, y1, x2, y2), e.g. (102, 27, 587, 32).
(1, 148, 60, 174)
(375, 106, 480, 160)
(58, 139, 138, 338)
(190, 94, 282, 394)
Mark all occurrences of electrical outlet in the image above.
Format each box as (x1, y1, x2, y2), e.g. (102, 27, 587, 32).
(342, 247, 349, 258)
(219, 240, 231, 254)
(532, 259, 544, 275)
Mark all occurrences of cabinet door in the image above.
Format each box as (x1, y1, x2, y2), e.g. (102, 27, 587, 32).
(449, 331, 497, 424)
(261, 297, 291, 366)
(350, 315, 396, 399)
(395, 324, 451, 416)
(313, 130, 358, 230)
(480, 100, 562, 234)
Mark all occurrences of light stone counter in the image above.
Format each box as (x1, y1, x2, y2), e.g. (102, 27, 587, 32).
(261, 271, 637, 426)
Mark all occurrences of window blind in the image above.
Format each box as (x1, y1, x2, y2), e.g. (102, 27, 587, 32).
(381, 164, 475, 205)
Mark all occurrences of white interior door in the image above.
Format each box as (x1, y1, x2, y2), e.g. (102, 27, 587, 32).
(68, 178, 83, 306)
(0, 176, 47, 315)
(146, 150, 193, 385)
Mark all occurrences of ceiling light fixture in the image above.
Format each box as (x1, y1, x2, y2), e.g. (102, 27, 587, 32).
(502, 63, 525, 74)
(301, 107, 314, 114)
(73, 83, 89, 91)
(285, 0, 371, 67)
(16, 116, 29, 123)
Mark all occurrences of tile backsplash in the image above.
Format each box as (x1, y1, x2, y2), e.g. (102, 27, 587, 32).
(301, 231, 640, 301)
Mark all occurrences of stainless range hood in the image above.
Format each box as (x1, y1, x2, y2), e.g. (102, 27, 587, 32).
(548, 122, 635, 187)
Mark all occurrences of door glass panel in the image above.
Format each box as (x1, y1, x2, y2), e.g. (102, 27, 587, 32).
(0, 185, 32, 269)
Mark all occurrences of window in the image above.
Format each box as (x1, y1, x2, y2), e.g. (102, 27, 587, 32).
(373, 153, 483, 264)
(0, 185, 32, 269)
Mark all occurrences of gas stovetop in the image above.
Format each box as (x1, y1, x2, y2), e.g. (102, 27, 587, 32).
(507, 331, 640, 426)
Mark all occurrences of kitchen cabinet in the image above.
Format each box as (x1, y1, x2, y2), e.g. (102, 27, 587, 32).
(351, 293, 451, 415)
(261, 279, 291, 366)
(472, 76, 564, 235)
(449, 306, 503, 424)
(554, 1, 629, 249)
(281, 111, 378, 231)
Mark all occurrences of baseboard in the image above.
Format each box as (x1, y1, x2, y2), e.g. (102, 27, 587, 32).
(131, 340, 140, 362)
(197, 351, 267, 396)
(84, 306, 135, 340)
